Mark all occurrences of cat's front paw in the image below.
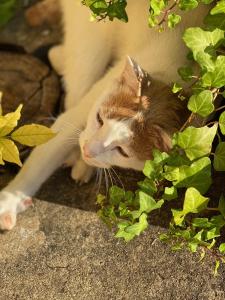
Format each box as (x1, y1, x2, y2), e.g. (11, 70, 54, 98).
(0, 191, 33, 231)
(71, 159, 94, 184)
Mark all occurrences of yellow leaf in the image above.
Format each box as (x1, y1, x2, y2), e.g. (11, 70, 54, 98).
(0, 91, 3, 116)
(0, 138, 22, 166)
(11, 124, 56, 146)
(0, 147, 5, 165)
(0, 104, 23, 137)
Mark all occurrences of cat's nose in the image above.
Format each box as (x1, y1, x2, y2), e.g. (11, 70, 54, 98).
(83, 144, 92, 158)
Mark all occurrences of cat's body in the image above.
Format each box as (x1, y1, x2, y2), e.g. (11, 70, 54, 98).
(0, 0, 209, 230)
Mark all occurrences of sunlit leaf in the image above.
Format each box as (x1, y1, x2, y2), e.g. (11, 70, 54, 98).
(11, 124, 56, 146)
(0, 138, 22, 166)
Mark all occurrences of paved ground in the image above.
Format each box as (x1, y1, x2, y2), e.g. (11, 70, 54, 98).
(0, 4, 225, 300)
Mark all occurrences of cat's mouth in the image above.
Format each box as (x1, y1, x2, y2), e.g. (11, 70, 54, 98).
(82, 154, 110, 169)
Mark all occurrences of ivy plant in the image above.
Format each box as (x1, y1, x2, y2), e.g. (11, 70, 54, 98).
(83, 0, 225, 274)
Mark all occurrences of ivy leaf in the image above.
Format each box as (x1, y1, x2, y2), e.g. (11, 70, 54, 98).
(219, 243, 225, 254)
(125, 213, 148, 236)
(188, 241, 198, 252)
(219, 111, 225, 134)
(143, 150, 168, 179)
(204, 13, 225, 30)
(108, 1, 128, 22)
(109, 186, 125, 205)
(172, 82, 182, 93)
(11, 124, 56, 146)
(205, 227, 220, 240)
(178, 66, 193, 81)
(139, 191, 164, 213)
(210, 0, 225, 15)
(183, 187, 209, 213)
(168, 13, 181, 28)
(174, 125, 217, 161)
(137, 178, 157, 195)
(183, 28, 224, 58)
(202, 56, 225, 88)
(164, 157, 212, 194)
(0, 104, 22, 137)
(218, 194, 225, 217)
(214, 142, 225, 171)
(116, 213, 148, 241)
(115, 221, 134, 242)
(179, 0, 198, 11)
(192, 217, 212, 228)
(163, 186, 178, 200)
(187, 90, 214, 117)
(150, 0, 166, 16)
(0, 138, 22, 166)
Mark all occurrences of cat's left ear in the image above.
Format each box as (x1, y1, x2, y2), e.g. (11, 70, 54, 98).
(121, 56, 151, 97)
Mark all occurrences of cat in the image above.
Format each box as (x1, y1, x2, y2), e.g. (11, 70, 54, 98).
(0, 0, 209, 230)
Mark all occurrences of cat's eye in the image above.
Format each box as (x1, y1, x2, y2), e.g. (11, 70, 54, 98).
(97, 112, 103, 126)
(116, 146, 129, 158)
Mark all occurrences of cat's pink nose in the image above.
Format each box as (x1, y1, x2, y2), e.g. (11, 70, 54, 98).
(83, 144, 92, 158)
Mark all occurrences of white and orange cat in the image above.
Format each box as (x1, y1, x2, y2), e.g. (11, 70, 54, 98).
(0, 0, 209, 230)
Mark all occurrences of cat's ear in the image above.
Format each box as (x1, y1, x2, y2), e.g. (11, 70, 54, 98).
(121, 56, 151, 97)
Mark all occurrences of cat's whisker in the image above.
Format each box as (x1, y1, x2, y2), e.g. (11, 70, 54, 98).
(106, 168, 114, 188)
(111, 167, 124, 190)
(103, 168, 109, 194)
(97, 168, 103, 194)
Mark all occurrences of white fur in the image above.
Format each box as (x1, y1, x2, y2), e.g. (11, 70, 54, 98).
(0, 0, 209, 229)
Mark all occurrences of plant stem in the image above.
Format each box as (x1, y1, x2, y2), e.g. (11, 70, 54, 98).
(215, 105, 225, 112)
(179, 113, 194, 132)
(158, 0, 179, 26)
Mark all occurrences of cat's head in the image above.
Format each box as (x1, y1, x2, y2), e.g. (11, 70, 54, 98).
(79, 57, 187, 170)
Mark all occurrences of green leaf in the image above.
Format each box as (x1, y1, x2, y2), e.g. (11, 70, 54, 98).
(202, 56, 225, 88)
(188, 90, 214, 117)
(125, 213, 148, 236)
(178, 66, 193, 81)
(168, 13, 181, 28)
(172, 209, 185, 226)
(179, 0, 198, 11)
(183, 28, 224, 57)
(188, 241, 198, 252)
(165, 157, 212, 194)
(219, 243, 225, 254)
(183, 187, 209, 213)
(0, 0, 17, 27)
(108, 0, 128, 22)
(214, 142, 225, 171)
(0, 138, 22, 166)
(137, 178, 157, 195)
(139, 191, 164, 213)
(109, 186, 125, 205)
(0, 104, 22, 137)
(183, 28, 224, 71)
(219, 111, 225, 134)
(96, 194, 105, 206)
(174, 125, 217, 161)
(205, 227, 220, 240)
(150, 0, 166, 16)
(218, 194, 225, 217)
(115, 221, 134, 242)
(172, 82, 182, 93)
(192, 217, 211, 228)
(163, 186, 178, 200)
(116, 213, 148, 241)
(11, 124, 56, 146)
(204, 13, 225, 30)
(211, 0, 225, 15)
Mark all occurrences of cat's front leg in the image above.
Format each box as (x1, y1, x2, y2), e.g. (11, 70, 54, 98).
(0, 105, 86, 230)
